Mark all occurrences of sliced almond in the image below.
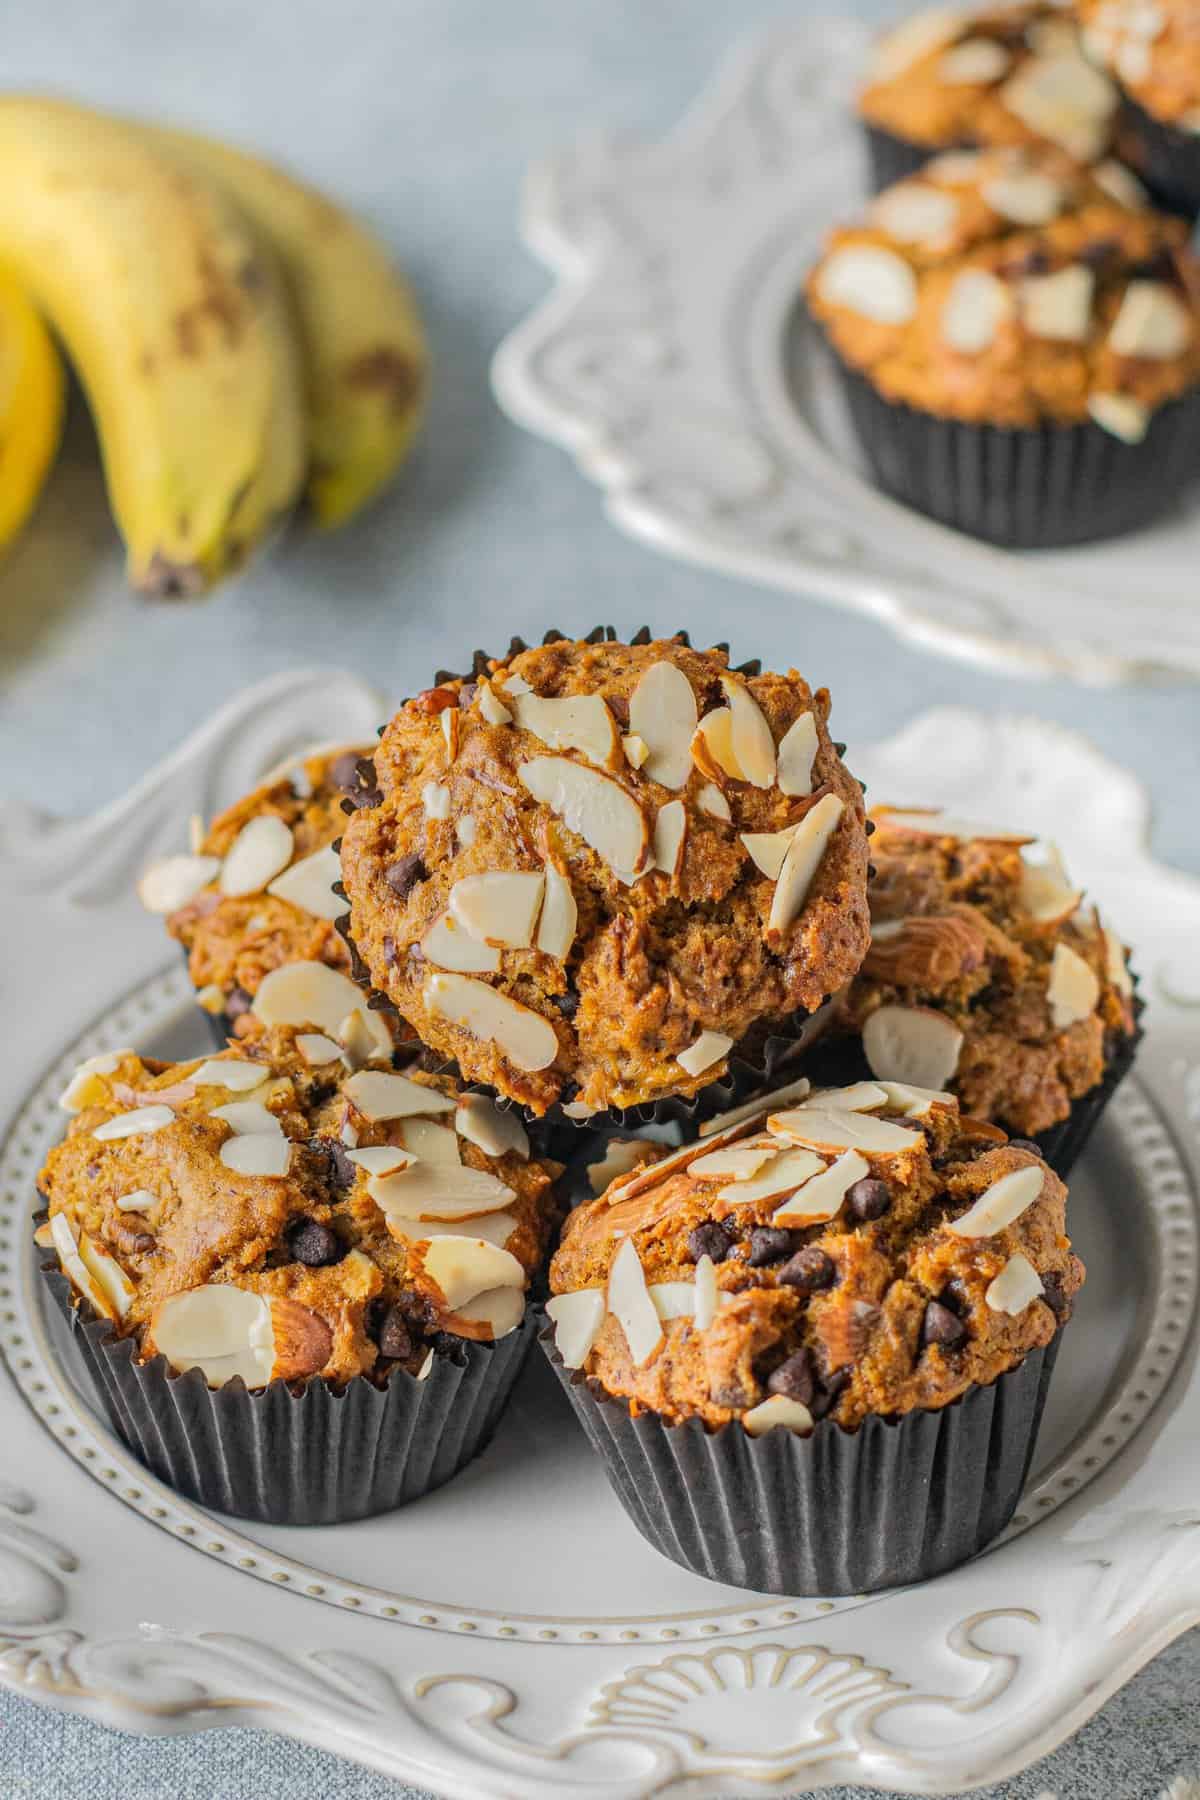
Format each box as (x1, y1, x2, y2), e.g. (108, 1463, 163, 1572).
(717, 1145, 825, 1206)
(449, 871, 544, 948)
(218, 815, 295, 898)
(769, 1107, 922, 1153)
(870, 7, 966, 82)
(697, 1074, 811, 1138)
(137, 853, 220, 914)
(266, 845, 344, 921)
(720, 676, 776, 788)
(863, 1004, 963, 1090)
(586, 1136, 657, 1195)
(445, 1285, 526, 1341)
(937, 37, 1010, 82)
(511, 691, 619, 768)
(269, 1297, 334, 1380)
(337, 1007, 389, 1071)
(401, 1117, 463, 1164)
(386, 1209, 516, 1250)
(1102, 920, 1134, 999)
(422, 913, 502, 974)
(871, 181, 959, 244)
(457, 815, 478, 850)
(798, 1081, 888, 1113)
(192, 1059, 269, 1092)
(652, 800, 687, 880)
(606, 1237, 663, 1366)
(344, 1144, 416, 1176)
(441, 707, 460, 762)
(1092, 159, 1148, 208)
(692, 707, 742, 782)
(455, 1092, 530, 1160)
(742, 1394, 814, 1436)
(518, 756, 649, 882)
(77, 1235, 137, 1319)
(147, 1284, 275, 1387)
(296, 1033, 344, 1065)
(622, 734, 649, 770)
(981, 171, 1065, 226)
(497, 673, 532, 698)
(694, 1253, 719, 1330)
(1047, 942, 1101, 1029)
(688, 1141, 777, 1182)
(740, 826, 798, 880)
(425, 971, 559, 1072)
(950, 1164, 1045, 1238)
(677, 1029, 733, 1078)
(772, 1149, 869, 1226)
(1019, 844, 1081, 926)
(1020, 265, 1094, 343)
(422, 781, 452, 821)
(478, 682, 513, 726)
(879, 1080, 955, 1119)
(942, 268, 1013, 353)
(873, 811, 1033, 845)
(777, 712, 819, 797)
(367, 1159, 515, 1221)
(211, 1100, 283, 1136)
(648, 1280, 696, 1320)
(1088, 393, 1149, 443)
(92, 1104, 175, 1141)
(420, 1236, 525, 1310)
(59, 1051, 127, 1114)
(1110, 280, 1192, 358)
(1001, 51, 1116, 161)
(343, 1070, 455, 1122)
(115, 1188, 159, 1213)
(536, 863, 577, 959)
(696, 782, 732, 822)
(628, 660, 698, 790)
(251, 961, 392, 1055)
(195, 984, 226, 1014)
(545, 1289, 606, 1368)
(220, 1133, 291, 1176)
(815, 244, 918, 325)
(767, 793, 844, 940)
(985, 1253, 1044, 1315)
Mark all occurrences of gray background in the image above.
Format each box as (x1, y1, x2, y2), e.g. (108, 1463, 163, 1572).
(0, 1, 1196, 1794)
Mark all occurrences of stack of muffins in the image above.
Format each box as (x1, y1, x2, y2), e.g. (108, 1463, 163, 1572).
(811, 0, 1200, 546)
(37, 630, 1140, 1595)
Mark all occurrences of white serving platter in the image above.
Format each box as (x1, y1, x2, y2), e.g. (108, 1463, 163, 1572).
(1, 669, 1198, 1796)
(492, 19, 1200, 686)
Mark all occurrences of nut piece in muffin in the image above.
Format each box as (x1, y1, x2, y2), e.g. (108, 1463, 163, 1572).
(860, 2, 1119, 172)
(548, 1074, 1081, 1434)
(1080, 0, 1200, 217)
(338, 634, 871, 1117)
(831, 808, 1137, 1138)
(39, 1024, 562, 1388)
(139, 743, 406, 1047)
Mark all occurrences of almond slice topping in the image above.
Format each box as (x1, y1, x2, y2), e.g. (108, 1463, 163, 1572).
(688, 1141, 777, 1182)
(587, 1137, 657, 1195)
(628, 661, 698, 790)
(92, 1105, 175, 1141)
(740, 826, 799, 879)
(59, 1051, 128, 1113)
(717, 1145, 825, 1206)
(423, 781, 452, 820)
(719, 676, 776, 788)
(518, 756, 650, 882)
(115, 1189, 158, 1213)
(606, 1237, 663, 1366)
(767, 793, 844, 939)
(386, 1210, 516, 1250)
(420, 1236, 525, 1310)
(677, 1029, 733, 1078)
(777, 712, 819, 797)
(48, 1214, 110, 1318)
(648, 1280, 697, 1320)
(449, 871, 545, 948)
(1019, 844, 1081, 926)
(455, 1092, 530, 1160)
(694, 1253, 719, 1330)
(251, 962, 392, 1055)
(218, 815, 295, 897)
(147, 1285, 276, 1387)
(478, 682, 513, 726)
(653, 800, 687, 881)
(192, 1059, 268, 1092)
(296, 1033, 343, 1066)
(536, 863, 577, 959)
(985, 1253, 1044, 1315)
(769, 1107, 922, 1152)
(402, 1117, 463, 1164)
(949, 1165, 1045, 1238)
(879, 1079, 955, 1119)
(696, 782, 731, 822)
(798, 1081, 888, 1112)
(742, 1394, 814, 1436)
(137, 853, 221, 914)
(343, 1071, 454, 1121)
(425, 971, 559, 1072)
(367, 1160, 515, 1221)
(441, 708, 460, 762)
(1102, 920, 1134, 999)
(511, 691, 620, 769)
(1047, 942, 1101, 1029)
(344, 1145, 416, 1176)
(422, 913, 501, 974)
(266, 844, 344, 920)
(691, 707, 742, 782)
(621, 734, 650, 770)
(546, 1290, 606, 1368)
(445, 1286, 526, 1341)
(697, 1074, 811, 1138)
(772, 1149, 868, 1226)
(863, 1004, 963, 1091)
(77, 1232, 137, 1319)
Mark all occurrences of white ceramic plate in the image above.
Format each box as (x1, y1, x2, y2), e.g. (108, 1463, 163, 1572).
(492, 20, 1200, 686)
(1, 670, 1198, 1796)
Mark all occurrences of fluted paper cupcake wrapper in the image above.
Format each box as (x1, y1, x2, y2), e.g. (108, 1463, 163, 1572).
(41, 1254, 535, 1525)
(862, 122, 949, 192)
(820, 337, 1200, 548)
(541, 1324, 1061, 1595)
(1118, 90, 1200, 220)
(336, 624, 858, 1146)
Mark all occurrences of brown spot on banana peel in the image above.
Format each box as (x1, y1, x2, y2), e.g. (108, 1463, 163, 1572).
(344, 346, 425, 417)
(141, 553, 207, 600)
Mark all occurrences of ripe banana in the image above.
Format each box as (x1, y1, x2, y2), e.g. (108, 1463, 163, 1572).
(142, 123, 430, 530)
(0, 96, 307, 596)
(0, 262, 64, 554)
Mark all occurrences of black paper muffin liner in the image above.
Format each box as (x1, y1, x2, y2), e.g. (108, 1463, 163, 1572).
(334, 624, 866, 1146)
(541, 1322, 1061, 1595)
(39, 1247, 536, 1525)
(1117, 89, 1200, 220)
(862, 122, 948, 192)
(818, 332, 1200, 548)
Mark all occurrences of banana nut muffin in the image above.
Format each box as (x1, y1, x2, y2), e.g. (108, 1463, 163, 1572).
(139, 743, 405, 1046)
(828, 808, 1138, 1140)
(1080, 0, 1200, 216)
(39, 1020, 561, 1387)
(337, 633, 872, 1118)
(547, 1074, 1081, 1433)
(859, 1, 1120, 185)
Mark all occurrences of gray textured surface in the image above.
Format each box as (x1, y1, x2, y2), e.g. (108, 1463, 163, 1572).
(0, 1, 1197, 1794)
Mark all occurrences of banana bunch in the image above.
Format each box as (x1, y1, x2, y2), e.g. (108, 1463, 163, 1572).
(0, 96, 428, 595)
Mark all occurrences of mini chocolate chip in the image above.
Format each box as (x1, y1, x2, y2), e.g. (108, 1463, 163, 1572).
(1041, 1271, 1070, 1321)
(1131, 246, 1176, 284)
(747, 1226, 795, 1267)
(1007, 1138, 1043, 1157)
(286, 1217, 343, 1267)
(767, 1347, 816, 1404)
(809, 1366, 850, 1420)
(307, 1134, 356, 1192)
(1005, 245, 1051, 278)
(832, 740, 847, 755)
(777, 1246, 836, 1293)
(846, 1176, 890, 1222)
(922, 1299, 967, 1349)
(377, 1304, 413, 1361)
(1078, 237, 1120, 271)
(225, 985, 253, 1018)
(551, 990, 580, 1019)
(355, 757, 378, 785)
(385, 852, 427, 899)
(458, 682, 478, 709)
(330, 751, 362, 792)
(687, 1221, 733, 1264)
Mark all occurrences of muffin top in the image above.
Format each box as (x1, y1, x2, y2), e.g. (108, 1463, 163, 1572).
(1081, 0, 1200, 125)
(860, 1, 1118, 161)
(338, 634, 871, 1117)
(832, 808, 1137, 1136)
(38, 1023, 561, 1389)
(807, 145, 1200, 433)
(548, 1075, 1081, 1433)
(141, 744, 408, 1044)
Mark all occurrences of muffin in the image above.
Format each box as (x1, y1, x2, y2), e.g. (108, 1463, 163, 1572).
(859, 1, 1119, 190)
(139, 742, 407, 1051)
(816, 807, 1140, 1175)
(1081, 0, 1200, 217)
(806, 145, 1200, 545)
(337, 632, 871, 1120)
(37, 1020, 561, 1523)
(544, 1074, 1079, 1594)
